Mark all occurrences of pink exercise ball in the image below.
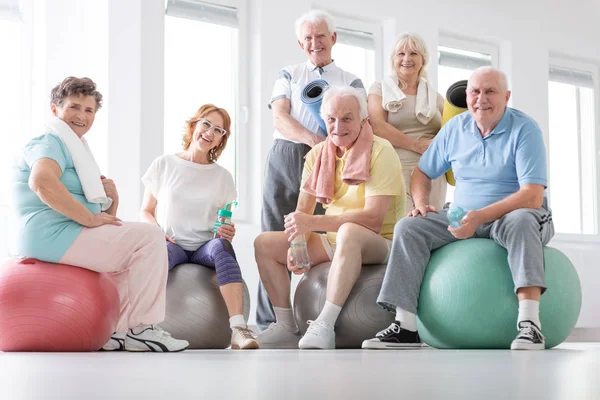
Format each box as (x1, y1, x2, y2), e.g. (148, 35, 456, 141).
(0, 258, 120, 352)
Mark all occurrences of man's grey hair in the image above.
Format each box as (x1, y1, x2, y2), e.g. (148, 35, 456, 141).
(295, 9, 336, 40)
(469, 66, 510, 91)
(320, 86, 368, 121)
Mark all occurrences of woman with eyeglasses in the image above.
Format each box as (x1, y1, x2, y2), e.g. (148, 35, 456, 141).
(140, 104, 258, 350)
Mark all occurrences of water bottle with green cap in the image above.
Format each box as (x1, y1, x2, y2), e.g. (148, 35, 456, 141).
(213, 201, 238, 239)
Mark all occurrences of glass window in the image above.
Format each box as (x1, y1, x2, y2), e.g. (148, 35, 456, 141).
(0, 18, 24, 207)
(332, 27, 376, 91)
(548, 65, 597, 234)
(164, 1, 238, 183)
(437, 46, 493, 97)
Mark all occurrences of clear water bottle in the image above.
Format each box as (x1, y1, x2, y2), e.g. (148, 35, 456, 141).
(290, 234, 311, 269)
(447, 203, 466, 228)
(213, 201, 238, 239)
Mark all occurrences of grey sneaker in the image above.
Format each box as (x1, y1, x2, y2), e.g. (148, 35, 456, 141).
(125, 325, 189, 352)
(101, 332, 126, 351)
(256, 322, 301, 349)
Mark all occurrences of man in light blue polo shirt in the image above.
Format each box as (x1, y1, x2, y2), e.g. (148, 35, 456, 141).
(363, 67, 554, 351)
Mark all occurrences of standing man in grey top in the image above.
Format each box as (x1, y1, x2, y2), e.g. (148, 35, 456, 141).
(257, 9, 366, 330)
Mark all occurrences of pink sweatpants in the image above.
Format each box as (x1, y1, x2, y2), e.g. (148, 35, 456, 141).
(59, 222, 167, 332)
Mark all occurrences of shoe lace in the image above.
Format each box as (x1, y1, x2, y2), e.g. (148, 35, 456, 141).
(377, 322, 400, 338)
(150, 324, 172, 338)
(518, 325, 537, 341)
(236, 327, 256, 340)
(306, 320, 331, 333)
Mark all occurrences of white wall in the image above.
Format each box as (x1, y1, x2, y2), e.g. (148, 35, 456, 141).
(3, 0, 599, 329)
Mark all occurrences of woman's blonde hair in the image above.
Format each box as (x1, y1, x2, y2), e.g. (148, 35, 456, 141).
(182, 104, 232, 163)
(390, 32, 429, 89)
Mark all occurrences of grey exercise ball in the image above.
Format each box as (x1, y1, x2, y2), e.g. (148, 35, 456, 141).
(160, 263, 251, 349)
(293, 262, 394, 348)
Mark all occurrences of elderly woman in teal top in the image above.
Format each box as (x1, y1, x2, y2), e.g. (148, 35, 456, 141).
(11, 76, 188, 352)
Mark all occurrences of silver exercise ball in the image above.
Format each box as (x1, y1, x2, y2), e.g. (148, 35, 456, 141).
(160, 263, 250, 349)
(293, 262, 394, 348)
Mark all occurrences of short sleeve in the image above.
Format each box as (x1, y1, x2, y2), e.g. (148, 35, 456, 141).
(141, 158, 159, 197)
(23, 134, 68, 172)
(368, 81, 383, 97)
(515, 122, 547, 187)
(437, 93, 444, 114)
(365, 144, 404, 197)
(268, 67, 292, 108)
(300, 144, 322, 191)
(418, 124, 452, 179)
(350, 78, 366, 98)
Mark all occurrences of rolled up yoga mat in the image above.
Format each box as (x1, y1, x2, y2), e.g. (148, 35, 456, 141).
(441, 80, 468, 186)
(301, 79, 329, 136)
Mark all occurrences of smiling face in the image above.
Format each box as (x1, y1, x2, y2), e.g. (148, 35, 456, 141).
(393, 43, 424, 81)
(298, 20, 336, 68)
(190, 111, 226, 152)
(323, 95, 363, 151)
(51, 95, 97, 137)
(466, 69, 511, 132)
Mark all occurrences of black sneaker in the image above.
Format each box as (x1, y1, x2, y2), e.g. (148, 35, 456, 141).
(361, 321, 422, 349)
(511, 320, 545, 350)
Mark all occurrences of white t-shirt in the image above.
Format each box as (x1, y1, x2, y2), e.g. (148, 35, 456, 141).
(141, 154, 237, 251)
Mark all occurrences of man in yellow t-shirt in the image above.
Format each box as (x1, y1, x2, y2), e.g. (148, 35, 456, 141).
(254, 86, 405, 349)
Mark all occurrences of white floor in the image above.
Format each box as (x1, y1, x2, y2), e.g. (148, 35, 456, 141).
(1, 343, 599, 400)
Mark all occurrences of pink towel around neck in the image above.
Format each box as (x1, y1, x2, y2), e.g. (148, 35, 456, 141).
(303, 119, 374, 204)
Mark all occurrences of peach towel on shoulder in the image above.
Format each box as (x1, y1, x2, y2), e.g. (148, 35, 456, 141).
(303, 120, 374, 204)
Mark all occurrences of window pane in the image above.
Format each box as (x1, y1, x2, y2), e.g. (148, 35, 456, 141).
(164, 16, 238, 183)
(548, 81, 583, 234)
(0, 20, 23, 207)
(579, 87, 596, 234)
(332, 43, 376, 91)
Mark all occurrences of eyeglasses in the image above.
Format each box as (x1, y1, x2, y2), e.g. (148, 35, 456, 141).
(194, 118, 227, 137)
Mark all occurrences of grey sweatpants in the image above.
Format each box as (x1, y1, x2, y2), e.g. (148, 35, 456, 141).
(377, 200, 555, 314)
(257, 139, 324, 330)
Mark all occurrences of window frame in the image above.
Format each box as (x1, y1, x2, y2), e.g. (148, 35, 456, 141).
(548, 55, 600, 240)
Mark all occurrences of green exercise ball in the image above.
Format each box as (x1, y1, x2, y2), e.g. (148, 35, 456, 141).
(416, 239, 581, 349)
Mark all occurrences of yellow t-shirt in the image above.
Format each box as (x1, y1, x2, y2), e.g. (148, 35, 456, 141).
(301, 136, 406, 245)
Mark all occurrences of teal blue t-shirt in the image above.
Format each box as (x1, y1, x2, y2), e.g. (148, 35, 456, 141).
(11, 133, 101, 262)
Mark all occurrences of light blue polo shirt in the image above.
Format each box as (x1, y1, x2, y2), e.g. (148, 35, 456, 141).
(419, 107, 547, 211)
(11, 133, 101, 262)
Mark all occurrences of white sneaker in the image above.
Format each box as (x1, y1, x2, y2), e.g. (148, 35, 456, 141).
(256, 322, 301, 349)
(298, 320, 335, 350)
(101, 332, 126, 351)
(125, 325, 189, 352)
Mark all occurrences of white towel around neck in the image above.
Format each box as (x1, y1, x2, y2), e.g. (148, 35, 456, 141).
(381, 76, 438, 125)
(45, 117, 113, 211)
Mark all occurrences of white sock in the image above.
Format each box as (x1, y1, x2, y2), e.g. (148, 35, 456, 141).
(229, 314, 247, 329)
(395, 307, 417, 332)
(316, 300, 342, 326)
(273, 307, 298, 331)
(517, 300, 541, 329)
